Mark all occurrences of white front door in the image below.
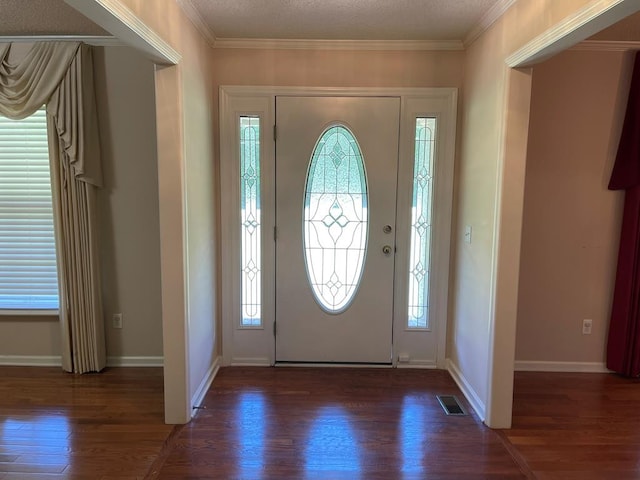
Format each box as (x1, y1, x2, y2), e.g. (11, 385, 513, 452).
(275, 96, 400, 363)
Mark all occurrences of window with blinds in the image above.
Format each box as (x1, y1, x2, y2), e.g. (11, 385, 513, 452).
(0, 108, 59, 312)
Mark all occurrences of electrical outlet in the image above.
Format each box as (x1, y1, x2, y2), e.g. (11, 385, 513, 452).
(582, 319, 592, 335)
(112, 313, 123, 329)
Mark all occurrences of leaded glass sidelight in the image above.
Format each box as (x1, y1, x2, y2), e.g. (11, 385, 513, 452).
(303, 125, 368, 313)
(408, 118, 436, 329)
(240, 116, 261, 327)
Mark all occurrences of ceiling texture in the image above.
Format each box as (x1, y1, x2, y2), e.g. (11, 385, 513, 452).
(0, 0, 107, 36)
(185, 0, 504, 41)
(2, 0, 640, 49)
(0, 0, 515, 48)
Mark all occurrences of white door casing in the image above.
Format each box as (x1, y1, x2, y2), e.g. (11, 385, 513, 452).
(275, 96, 400, 363)
(220, 87, 457, 368)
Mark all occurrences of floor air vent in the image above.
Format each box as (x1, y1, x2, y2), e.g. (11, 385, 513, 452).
(437, 395, 467, 416)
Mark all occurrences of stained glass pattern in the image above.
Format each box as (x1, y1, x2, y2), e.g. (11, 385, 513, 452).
(304, 125, 368, 313)
(240, 117, 261, 327)
(408, 118, 436, 329)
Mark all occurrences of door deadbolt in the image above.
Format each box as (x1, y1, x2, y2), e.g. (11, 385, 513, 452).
(383, 225, 392, 234)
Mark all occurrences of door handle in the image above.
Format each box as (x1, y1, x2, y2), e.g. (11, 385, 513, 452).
(382, 245, 393, 256)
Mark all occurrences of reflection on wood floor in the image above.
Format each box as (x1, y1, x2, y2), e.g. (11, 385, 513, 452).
(152, 367, 525, 479)
(4, 366, 638, 479)
(0, 366, 172, 480)
(505, 372, 640, 480)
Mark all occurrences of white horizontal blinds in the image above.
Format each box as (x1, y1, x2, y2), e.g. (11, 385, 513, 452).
(0, 108, 59, 310)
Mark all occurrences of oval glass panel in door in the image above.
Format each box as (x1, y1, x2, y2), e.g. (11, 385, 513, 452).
(303, 125, 368, 313)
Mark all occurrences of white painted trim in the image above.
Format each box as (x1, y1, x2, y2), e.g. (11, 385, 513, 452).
(515, 361, 612, 373)
(0, 355, 61, 367)
(506, 0, 640, 67)
(220, 86, 455, 369)
(393, 90, 458, 370)
(190, 356, 221, 412)
(213, 38, 464, 51)
(176, 0, 217, 47)
(0, 355, 164, 367)
(220, 85, 458, 98)
(446, 358, 486, 421)
(0, 36, 122, 46)
(0, 309, 58, 316)
(464, 0, 517, 47)
(106, 356, 164, 367)
(483, 60, 512, 429)
(571, 40, 640, 51)
(220, 90, 276, 366)
(64, 0, 181, 64)
(275, 363, 392, 368)
(0, 356, 165, 367)
(231, 357, 271, 366)
(397, 361, 438, 369)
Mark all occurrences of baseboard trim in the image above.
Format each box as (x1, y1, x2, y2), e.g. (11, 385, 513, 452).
(446, 358, 486, 421)
(0, 355, 164, 368)
(230, 356, 271, 366)
(515, 360, 611, 373)
(106, 356, 164, 367)
(0, 355, 61, 366)
(275, 362, 392, 368)
(191, 356, 222, 414)
(397, 360, 438, 369)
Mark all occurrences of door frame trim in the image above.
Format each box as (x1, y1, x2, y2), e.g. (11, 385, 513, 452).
(220, 86, 457, 368)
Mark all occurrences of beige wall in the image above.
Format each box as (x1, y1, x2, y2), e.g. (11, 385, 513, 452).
(182, 19, 218, 405)
(213, 47, 465, 172)
(0, 44, 163, 362)
(94, 45, 163, 359)
(450, 25, 504, 413)
(118, 0, 219, 423)
(449, 0, 640, 427)
(0, 316, 60, 357)
(516, 49, 629, 364)
(213, 48, 464, 87)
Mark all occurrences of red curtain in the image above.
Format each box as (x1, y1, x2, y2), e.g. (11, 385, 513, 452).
(607, 52, 640, 376)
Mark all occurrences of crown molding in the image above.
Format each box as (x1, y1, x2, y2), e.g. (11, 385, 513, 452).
(506, 0, 640, 67)
(0, 35, 123, 46)
(176, 0, 216, 47)
(64, 0, 181, 64)
(571, 40, 640, 51)
(464, 0, 517, 47)
(212, 38, 464, 51)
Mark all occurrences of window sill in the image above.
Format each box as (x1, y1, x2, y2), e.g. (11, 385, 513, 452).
(0, 310, 59, 317)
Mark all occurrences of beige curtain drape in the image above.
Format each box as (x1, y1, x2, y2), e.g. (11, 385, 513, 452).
(0, 42, 105, 373)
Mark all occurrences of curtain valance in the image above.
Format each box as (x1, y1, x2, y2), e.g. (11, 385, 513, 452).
(0, 42, 102, 187)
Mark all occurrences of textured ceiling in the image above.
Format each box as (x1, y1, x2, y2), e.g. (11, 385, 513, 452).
(188, 0, 502, 40)
(0, 0, 108, 36)
(3, 0, 639, 45)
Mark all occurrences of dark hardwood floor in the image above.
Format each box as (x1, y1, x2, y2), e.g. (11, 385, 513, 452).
(0, 366, 173, 480)
(151, 367, 526, 479)
(2, 366, 640, 479)
(505, 372, 640, 480)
